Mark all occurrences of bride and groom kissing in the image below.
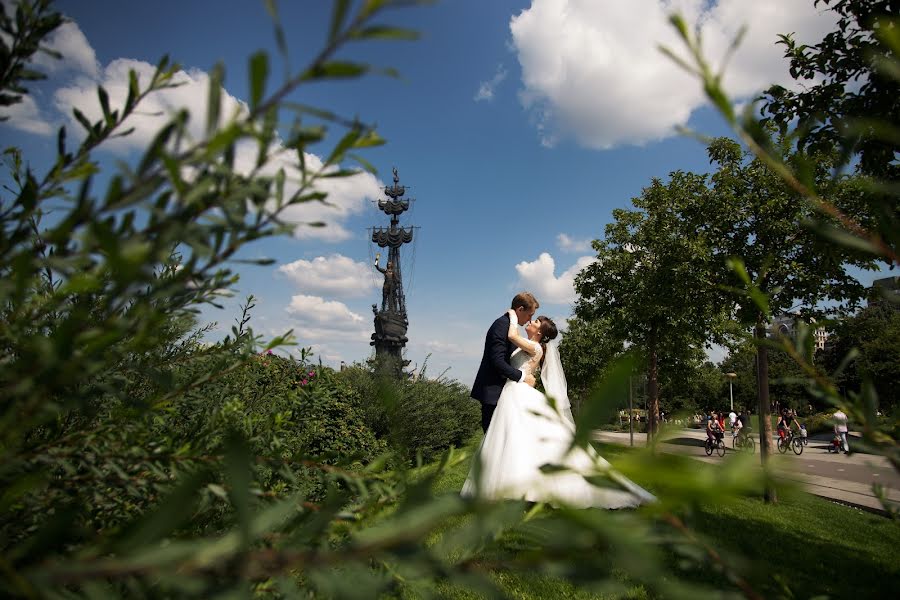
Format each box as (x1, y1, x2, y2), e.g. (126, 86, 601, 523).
(461, 292, 655, 509)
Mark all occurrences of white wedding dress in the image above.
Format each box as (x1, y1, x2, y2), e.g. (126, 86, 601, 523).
(461, 342, 655, 509)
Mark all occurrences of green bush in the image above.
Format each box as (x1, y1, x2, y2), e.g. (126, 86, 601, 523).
(336, 366, 480, 465)
(2, 345, 390, 549)
(803, 411, 836, 435)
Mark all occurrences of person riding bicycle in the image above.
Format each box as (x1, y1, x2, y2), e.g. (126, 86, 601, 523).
(707, 411, 725, 445)
(776, 409, 800, 443)
(732, 414, 744, 440)
(736, 410, 751, 437)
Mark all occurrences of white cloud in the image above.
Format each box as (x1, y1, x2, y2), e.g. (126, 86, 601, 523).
(422, 339, 470, 356)
(53, 59, 247, 151)
(274, 152, 383, 242)
(286, 294, 367, 334)
(50, 54, 381, 242)
(515, 252, 595, 306)
(2, 94, 53, 135)
(281, 293, 371, 361)
(32, 20, 99, 78)
(474, 64, 508, 102)
(557, 233, 593, 253)
(509, 0, 838, 149)
(0, 13, 389, 245)
(277, 254, 377, 297)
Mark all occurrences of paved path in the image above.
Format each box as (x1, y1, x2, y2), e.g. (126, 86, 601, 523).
(593, 428, 900, 514)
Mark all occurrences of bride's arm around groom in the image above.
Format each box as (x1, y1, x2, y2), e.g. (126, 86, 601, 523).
(470, 293, 539, 432)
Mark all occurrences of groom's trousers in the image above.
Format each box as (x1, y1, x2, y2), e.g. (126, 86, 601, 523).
(481, 403, 496, 433)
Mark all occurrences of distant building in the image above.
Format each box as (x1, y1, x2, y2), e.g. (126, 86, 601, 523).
(869, 276, 899, 309)
(771, 312, 828, 352)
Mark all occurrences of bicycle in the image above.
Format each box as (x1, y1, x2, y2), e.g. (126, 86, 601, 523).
(733, 429, 755, 453)
(777, 429, 804, 455)
(705, 433, 726, 457)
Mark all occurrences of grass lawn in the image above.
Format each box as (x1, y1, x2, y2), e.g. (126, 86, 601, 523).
(402, 435, 900, 599)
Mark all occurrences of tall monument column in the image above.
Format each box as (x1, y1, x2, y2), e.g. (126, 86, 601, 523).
(370, 167, 415, 375)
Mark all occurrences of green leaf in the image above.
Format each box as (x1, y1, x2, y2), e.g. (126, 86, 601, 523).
(804, 219, 882, 255)
(287, 125, 326, 148)
(348, 152, 377, 174)
(352, 129, 385, 148)
(319, 168, 360, 178)
(72, 107, 93, 133)
(113, 469, 208, 551)
(125, 68, 139, 110)
(360, 0, 386, 19)
(56, 125, 66, 157)
(325, 127, 362, 165)
(350, 25, 419, 41)
(304, 61, 368, 81)
(263, 0, 289, 59)
(726, 257, 751, 285)
(248, 51, 268, 111)
(574, 354, 635, 448)
(206, 62, 224, 135)
(223, 432, 253, 548)
(97, 85, 111, 123)
(329, 0, 351, 43)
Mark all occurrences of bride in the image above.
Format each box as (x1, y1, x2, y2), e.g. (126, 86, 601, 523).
(461, 309, 655, 509)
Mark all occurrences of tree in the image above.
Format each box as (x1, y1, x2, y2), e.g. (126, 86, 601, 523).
(821, 303, 900, 412)
(719, 340, 814, 416)
(719, 343, 759, 413)
(558, 315, 625, 413)
(760, 0, 899, 181)
(760, 0, 899, 272)
(702, 137, 876, 502)
(667, 359, 726, 416)
(575, 171, 728, 437)
(662, 0, 900, 508)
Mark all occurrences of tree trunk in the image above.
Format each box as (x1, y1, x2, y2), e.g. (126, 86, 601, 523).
(647, 328, 660, 439)
(756, 315, 777, 504)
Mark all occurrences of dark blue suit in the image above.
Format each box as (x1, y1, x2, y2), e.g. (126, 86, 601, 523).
(471, 313, 523, 432)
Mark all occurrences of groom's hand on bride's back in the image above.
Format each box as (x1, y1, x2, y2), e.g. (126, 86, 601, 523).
(524, 373, 536, 387)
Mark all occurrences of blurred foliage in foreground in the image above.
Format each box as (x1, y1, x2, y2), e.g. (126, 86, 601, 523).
(0, 1, 895, 599)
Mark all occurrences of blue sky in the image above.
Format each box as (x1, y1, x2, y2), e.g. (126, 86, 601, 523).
(3, 0, 879, 382)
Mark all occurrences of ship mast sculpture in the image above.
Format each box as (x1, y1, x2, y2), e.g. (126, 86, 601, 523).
(370, 167, 414, 375)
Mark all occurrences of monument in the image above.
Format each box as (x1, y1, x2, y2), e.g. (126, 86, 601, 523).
(370, 167, 415, 375)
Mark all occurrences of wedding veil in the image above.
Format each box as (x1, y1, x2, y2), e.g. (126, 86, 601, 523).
(541, 340, 572, 420)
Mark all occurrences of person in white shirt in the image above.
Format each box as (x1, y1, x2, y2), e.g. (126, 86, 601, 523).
(833, 409, 850, 454)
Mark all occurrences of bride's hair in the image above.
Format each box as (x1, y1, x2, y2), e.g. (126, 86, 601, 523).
(536, 316, 558, 364)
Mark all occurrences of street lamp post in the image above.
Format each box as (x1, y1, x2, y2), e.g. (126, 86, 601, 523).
(726, 372, 737, 412)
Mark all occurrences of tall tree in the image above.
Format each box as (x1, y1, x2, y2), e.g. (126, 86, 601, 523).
(574, 171, 727, 437)
(820, 303, 900, 411)
(760, 0, 899, 181)
(760, 0, 899, 266)
(702, 137, 876, 502)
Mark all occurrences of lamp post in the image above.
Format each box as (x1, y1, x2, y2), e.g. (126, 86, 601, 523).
(726, 372, 737, 412)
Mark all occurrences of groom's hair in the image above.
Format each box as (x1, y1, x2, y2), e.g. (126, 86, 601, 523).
(511, 292, 539, 311)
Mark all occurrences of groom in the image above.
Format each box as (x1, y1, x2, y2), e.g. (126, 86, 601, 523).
(471, 292, 539, 433)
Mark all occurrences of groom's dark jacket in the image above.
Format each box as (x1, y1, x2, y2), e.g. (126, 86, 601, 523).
(471, 313, 523, 406)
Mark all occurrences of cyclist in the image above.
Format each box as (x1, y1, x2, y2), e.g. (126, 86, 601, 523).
(732, 413, 744, 441)
(736, 410, 751, 440)
(707, 411, 725, 447)
(776, 409, 800, 444)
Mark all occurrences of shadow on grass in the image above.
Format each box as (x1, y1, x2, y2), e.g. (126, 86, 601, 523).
(661, 436, 706, 448)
